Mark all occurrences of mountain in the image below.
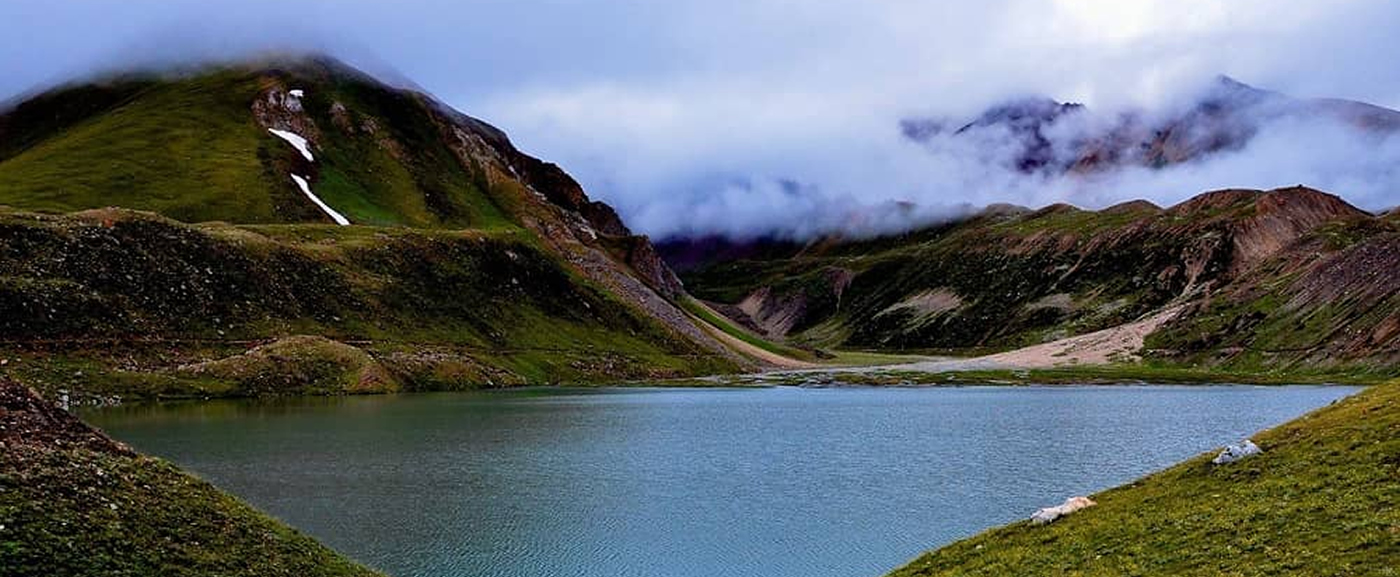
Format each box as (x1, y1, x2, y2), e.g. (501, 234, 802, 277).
(1, 55, 505, 228)
(0, 55, 745, 398)
(901, 76, 1400, 175)
(661, 186, 1399, 371)
(902, 97, 1086, 172)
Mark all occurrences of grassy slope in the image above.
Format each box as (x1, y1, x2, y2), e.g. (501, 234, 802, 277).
(0, 210, 734, 399)
(886, 380, 1399, 577)
(0, 72, 280, 222)
(678, 297, 819, 362)
(0, 59, 735, 391)
(0, 63, 511, 230)
(0, 380, 383, 577)
(303, 73, 512, 229)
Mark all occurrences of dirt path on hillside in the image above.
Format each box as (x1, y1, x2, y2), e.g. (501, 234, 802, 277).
(781, 306, 1183, 376)
(687, 301, 819, 370)
(957, 306, 1183, 369)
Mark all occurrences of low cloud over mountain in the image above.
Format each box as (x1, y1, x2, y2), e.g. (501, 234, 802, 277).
(3, 0, 1399, 239)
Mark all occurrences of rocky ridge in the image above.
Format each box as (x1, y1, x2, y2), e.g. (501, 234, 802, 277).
(664, 186, 1398, 369)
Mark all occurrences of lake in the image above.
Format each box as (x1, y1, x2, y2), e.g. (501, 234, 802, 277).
(85, 384, 1358, 577)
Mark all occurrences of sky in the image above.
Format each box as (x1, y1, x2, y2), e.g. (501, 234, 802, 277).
(2, 0, 1399, 238)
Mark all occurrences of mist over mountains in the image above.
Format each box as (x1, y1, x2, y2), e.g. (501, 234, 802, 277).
(635, 76, 1400, 241)
(3, 1, 1400, 241)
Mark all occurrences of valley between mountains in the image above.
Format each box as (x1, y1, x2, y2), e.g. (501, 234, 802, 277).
(0, 54, 1395, 577)
(0, 56, 1394, 398)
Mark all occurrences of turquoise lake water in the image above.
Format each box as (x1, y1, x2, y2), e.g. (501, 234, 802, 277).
(85, 384, 1357, 577)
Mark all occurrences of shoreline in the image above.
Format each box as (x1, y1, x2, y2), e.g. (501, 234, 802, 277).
(32, 358, 1393, 408)
(62, 377, 1384, 577)
(882, 378, 1398, 576)
(20, 372, 1390, 577)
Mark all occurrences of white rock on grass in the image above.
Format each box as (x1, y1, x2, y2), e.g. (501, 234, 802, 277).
(1212, 439, 1262, 465)
(1030, 496, 1096, 525)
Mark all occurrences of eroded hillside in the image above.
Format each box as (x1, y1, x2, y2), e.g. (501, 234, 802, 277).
(664, 187, 1399, 371)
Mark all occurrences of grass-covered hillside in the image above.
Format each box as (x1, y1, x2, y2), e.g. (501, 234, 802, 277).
(0, 208, 734, 401)
(0, 55, 698, 301)
(663, 187, 1399, 373)
(0, 55, 746, 388)
(0, 378, 385, 577)
(0, 57, 510, 228)
(885, 380, 1399, 576)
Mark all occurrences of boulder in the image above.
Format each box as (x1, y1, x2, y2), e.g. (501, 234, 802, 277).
(1212, 439, 1262, 465)
(1030, 496, 1096, 525)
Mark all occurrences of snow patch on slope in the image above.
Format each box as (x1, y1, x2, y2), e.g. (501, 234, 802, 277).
(289, 89, 305, 98)
(290, 174, 350, 225)
(268, 128, 315, 161)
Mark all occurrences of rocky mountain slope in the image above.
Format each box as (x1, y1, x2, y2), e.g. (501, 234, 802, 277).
(0, 55, 743, 397)
(662, 186, 1399, 372)
(900, 76, 1400, 175)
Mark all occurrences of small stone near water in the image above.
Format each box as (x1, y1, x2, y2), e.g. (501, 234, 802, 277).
(1030, 496, 1096, 525)
(1212, 439, 1262, 465)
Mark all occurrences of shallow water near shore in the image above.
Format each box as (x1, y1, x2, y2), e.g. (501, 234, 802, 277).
(86, 384, 1358, 577)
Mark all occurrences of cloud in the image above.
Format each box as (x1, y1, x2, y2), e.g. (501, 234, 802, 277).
(1, 0, 1398, 238)
(478, 0, 1400, 238)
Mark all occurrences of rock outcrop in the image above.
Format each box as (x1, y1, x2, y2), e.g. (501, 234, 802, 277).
(0, 377, 130, 455)
(1030, 496, 1096, 525)
(1212, 440, 1263, 465)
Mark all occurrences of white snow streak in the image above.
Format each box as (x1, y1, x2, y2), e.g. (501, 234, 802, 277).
(290, 174, 350, 225)
(268, 128, 315, 162)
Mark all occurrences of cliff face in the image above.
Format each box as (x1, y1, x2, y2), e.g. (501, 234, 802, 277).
(667, 187, 1398, 369)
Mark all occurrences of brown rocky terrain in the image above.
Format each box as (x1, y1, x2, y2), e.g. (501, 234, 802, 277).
(0, 377, 130, 455)
(665, 186, 1398, 371)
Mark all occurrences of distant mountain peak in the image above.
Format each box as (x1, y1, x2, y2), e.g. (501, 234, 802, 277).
(1211, 74, 1255, 91)
(231, 52, 385, 82)
(954, 96, 1082, 134)
(900, 75, 1400, 177)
